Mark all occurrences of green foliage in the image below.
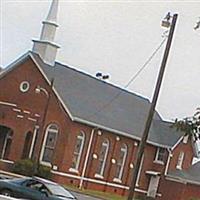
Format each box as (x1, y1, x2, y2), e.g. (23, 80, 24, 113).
(190, 198, 200, 200)
(12, 159, 51, 179)
(174, 108, 200, 137)
(37, 164, 51, 179)
(135, 195, 155, 200)
(12, 159, 36, 176)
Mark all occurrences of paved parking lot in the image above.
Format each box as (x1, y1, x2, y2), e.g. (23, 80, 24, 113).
(72, 191, 103, 200)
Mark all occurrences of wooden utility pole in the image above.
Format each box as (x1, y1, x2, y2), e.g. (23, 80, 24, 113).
(127, 13, 178, 200)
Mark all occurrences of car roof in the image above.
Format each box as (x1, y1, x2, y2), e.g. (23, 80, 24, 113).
(32, 177, 58, 185)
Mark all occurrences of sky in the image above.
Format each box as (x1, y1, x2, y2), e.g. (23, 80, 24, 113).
(1, 0, 200, 122)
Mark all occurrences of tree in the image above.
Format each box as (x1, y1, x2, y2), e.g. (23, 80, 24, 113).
(174, 108, 200, 141)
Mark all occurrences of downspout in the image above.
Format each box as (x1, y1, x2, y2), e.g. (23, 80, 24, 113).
(79, 127, 98, 189)
(164, 148, 172, 176)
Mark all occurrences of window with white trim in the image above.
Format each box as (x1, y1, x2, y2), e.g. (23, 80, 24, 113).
(183, 135, 189, 144)
(41, 124, 58, 165)
(71, 132, 85, 170)
(136, 154, 144, 186)
(0, 130, 13, 160)
(114, 144, 127, 181)
(176, 151, 184, 169)
(96, 139, 109, 177)
(155, 147, 166, 163)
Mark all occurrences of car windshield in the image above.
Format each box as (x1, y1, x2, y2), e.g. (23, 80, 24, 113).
(7, 178, 29, 184)
(46, 184, 74, 198)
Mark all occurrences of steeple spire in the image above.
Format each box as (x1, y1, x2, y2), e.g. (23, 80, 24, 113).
(46, 0, 58, 23)
(32, 0, 60, 66)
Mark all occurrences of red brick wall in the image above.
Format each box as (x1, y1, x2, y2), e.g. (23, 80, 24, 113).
(168, 139, 194, 172)
(0, 57, 72, 166)
(75, 129, 139, 193)
(184, 183, 200, 200)
(0, 57, 197, 199)
(160, 179, 200, 200)
(160, 179, 186, 200)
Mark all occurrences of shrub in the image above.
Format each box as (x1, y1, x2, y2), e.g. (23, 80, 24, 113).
(12, 159, 51, 179)
(12, 159, 36, 176)
(37, 164, 51, 179)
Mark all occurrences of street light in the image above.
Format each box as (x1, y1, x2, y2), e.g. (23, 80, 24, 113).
(194, 17, 200, 30)
(35, 85, 49, 97)
(161, 12, 172, 28)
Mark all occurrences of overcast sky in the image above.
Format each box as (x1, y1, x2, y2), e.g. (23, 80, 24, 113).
(1, 0, 200, 121)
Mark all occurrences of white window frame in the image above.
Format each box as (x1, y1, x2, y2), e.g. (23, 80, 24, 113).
(95, 139, 109, 178)
(1, 132, 12, 160)
(114, 144, 127, 182)
(154, 147, 165, 164)
(176, 151, 185, 170)
(40, 124, 58, 167)
(70, 131, 85, 172)
(183, 135, 189, 144)
(136, 154, 144, 186)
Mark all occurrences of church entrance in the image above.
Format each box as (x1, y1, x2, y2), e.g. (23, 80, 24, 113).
(0, 125, 13, 160)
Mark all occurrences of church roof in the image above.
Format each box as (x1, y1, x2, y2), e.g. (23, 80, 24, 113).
(168, 162, 200, 185)
(1, 52, 183, 148)
(32, 52, 183, 148)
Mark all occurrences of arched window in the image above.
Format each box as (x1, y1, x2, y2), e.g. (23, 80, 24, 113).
(0, 126, 13, 160)
(115, 144, 127, 180)
(40, 124, 58, 165)
(21, 131, 33, 159)
(176, 151, 185, 170)
(71, 132, 85, 171)
(96, 139, 109, 177)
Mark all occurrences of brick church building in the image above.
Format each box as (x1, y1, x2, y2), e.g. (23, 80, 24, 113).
(0, 0, 200, 199)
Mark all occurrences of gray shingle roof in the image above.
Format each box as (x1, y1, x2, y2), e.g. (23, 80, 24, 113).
(168, 162, 200, 185)
(30, 52, 183, 148)
(1, 52, 183, 148)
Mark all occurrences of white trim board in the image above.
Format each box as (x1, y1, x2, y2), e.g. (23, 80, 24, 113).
(51, 170, 162, 197)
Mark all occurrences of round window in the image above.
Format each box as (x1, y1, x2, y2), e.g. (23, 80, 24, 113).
(20, 81, 30, 93)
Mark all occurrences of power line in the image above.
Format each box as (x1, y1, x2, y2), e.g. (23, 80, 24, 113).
(124, 37, 166, 89)
(88, 37, 167, 120)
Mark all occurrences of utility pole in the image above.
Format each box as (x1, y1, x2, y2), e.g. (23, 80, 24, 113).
(127, 13, 178, 200)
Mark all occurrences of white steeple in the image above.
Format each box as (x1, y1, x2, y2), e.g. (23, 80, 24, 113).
(32, 0, 60, 66)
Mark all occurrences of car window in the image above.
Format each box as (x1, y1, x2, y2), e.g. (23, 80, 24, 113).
(24, 180, 50, 195)
(46, 184, 75, 198)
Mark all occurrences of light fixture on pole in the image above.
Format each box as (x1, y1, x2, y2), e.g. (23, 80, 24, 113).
(161, 12, 172, 28)
(35, 86, 49, 97)
(194, 17, 200, 30)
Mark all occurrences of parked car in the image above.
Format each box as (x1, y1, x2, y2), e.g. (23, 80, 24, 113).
(0, 195, 20, 200)
(0, 174, 13, 180)
(0, 177, 77, 200)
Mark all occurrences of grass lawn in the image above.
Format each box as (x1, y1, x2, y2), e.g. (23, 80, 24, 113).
(65, 184, 137, 200)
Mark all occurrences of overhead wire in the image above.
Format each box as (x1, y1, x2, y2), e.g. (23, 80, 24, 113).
(88, 36, 167, 120)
